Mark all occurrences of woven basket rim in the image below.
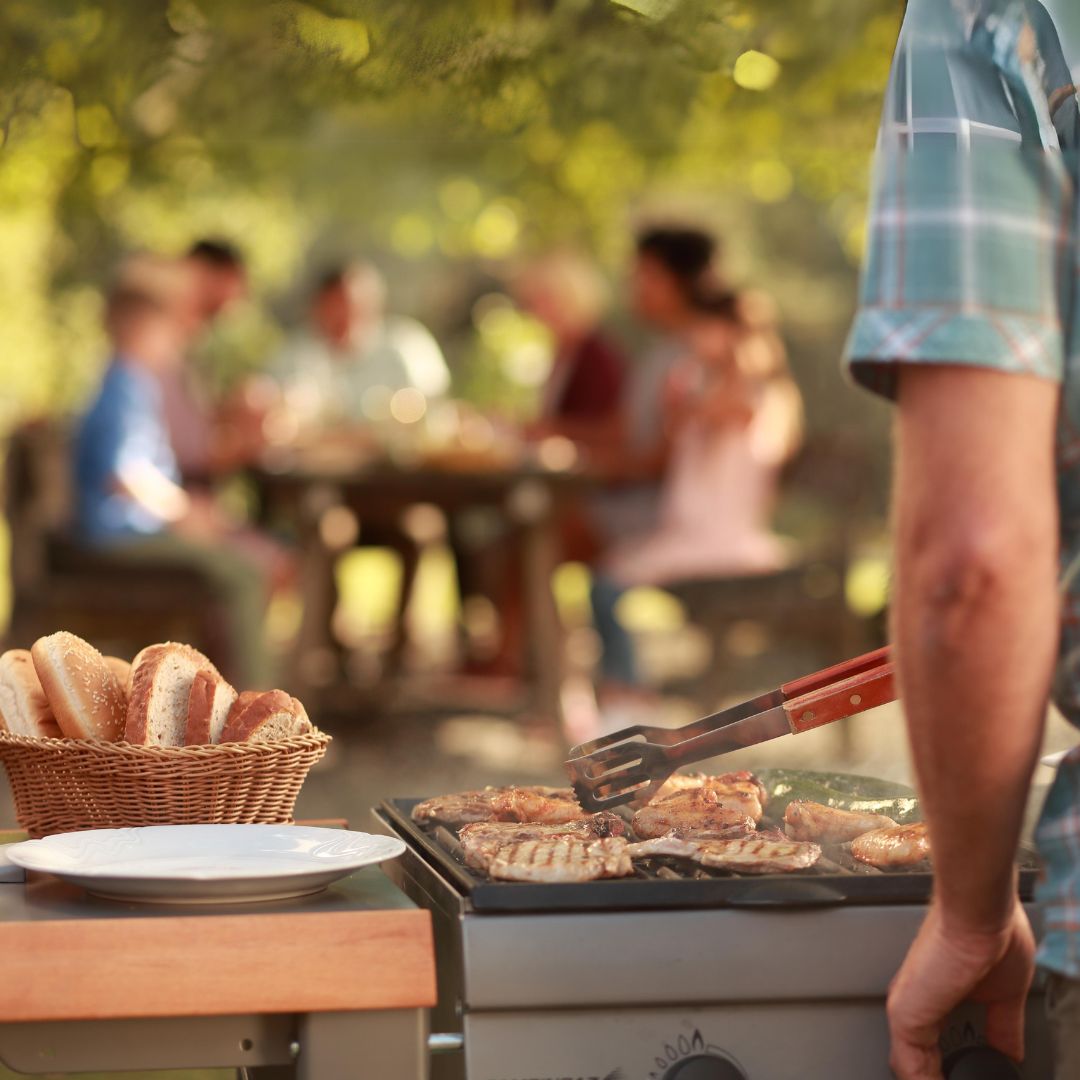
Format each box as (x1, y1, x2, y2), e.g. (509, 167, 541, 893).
(0, 729, 331, 758)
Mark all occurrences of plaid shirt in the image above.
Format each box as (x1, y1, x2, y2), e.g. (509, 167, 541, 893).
(845, 0, 1080, 977)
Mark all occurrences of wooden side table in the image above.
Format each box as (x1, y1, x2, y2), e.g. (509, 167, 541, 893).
(0, 867, 436, 1079)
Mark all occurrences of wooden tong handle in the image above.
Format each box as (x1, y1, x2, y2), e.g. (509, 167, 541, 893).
(781, 646, 892, 699)
(782, 649, 896, 735)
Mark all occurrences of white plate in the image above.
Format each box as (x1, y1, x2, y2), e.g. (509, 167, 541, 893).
(6, 825, 406, 904)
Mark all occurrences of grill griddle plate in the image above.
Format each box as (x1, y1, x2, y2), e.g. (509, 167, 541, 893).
(381, 799, 1038, 914)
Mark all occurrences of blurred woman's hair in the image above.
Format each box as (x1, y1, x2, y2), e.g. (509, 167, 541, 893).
(636, 226, 718, 302)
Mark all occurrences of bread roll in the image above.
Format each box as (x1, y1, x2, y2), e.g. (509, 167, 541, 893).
(126, 642, 220, 746)
(30, 632, 126, 741)
(104, 657, 132, 698)
(219, 689, 312, 743)
(0, 650, 63, 738)
(184, 668, 238, 745)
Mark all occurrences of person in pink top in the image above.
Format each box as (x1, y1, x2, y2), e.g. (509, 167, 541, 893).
(586, 286, 802, 716)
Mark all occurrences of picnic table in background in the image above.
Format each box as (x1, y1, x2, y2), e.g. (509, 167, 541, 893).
(250, 441, 594, 727)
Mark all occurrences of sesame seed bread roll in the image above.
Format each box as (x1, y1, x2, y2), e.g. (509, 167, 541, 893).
(30, 632, 126, 741)
(103, 656, 133, 698)
(126, 642, 221, 746)
(219, 689, 313, 743)
(184, 668, 238, 746)
(0, 650, 63, 738)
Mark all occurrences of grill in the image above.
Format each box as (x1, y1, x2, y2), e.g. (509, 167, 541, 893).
(376, 796, 1052, 1080)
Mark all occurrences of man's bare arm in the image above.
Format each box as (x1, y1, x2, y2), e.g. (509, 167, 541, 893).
(894, 365, 1059, 931)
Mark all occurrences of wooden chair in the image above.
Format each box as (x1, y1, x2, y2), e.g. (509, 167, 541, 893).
(3, 421, 225, 664)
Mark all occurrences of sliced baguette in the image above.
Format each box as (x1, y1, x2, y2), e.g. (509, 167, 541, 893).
(126, 642, 220, 746)
(184, 668, 238, 746)
(30, 632, 126, 741)
(0, 650, 63, 738)
(219, 689, 313, 744)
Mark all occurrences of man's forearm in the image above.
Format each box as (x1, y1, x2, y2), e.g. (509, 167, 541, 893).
(894, 367, 1060, 932)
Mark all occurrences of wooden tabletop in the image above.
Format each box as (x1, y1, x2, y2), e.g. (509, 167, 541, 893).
(0, 867, 436, 1023)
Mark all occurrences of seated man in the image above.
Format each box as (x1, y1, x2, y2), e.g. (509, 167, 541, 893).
(74, 276, 281, 686)
(273, 261, 450, 427)
(269, 262, 451, 674)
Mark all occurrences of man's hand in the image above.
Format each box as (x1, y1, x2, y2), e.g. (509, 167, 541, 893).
(888, 899, 1035, 1079)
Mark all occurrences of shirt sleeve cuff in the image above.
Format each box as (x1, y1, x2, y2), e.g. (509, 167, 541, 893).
(844, 308, 1065, 401)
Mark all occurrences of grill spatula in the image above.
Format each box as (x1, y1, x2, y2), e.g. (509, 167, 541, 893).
(566, 646, 895, 811)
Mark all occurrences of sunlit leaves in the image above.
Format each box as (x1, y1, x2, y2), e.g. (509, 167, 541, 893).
(0, 0, 903, 424)
(276, 2, 371, 67)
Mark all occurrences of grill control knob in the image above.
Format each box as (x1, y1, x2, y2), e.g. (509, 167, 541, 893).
(663, 1055, 747, 1080)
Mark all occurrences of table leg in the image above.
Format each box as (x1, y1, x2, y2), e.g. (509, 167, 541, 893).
(295, 484, 344, 693)
(295, 1009, 427, 1080)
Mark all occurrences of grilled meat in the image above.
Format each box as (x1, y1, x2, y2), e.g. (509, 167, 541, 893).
(628, 835, 821, 875)
(653, 771, 768, 808)
(459, 814, 626, 871)
(784, 801, 897, 844)
(850, 822, 930, 869)
(633, 786, 763, 839)
(487, 836, 633, 882)
(411, 786, 583, 827)
(489, 786, 585, 824)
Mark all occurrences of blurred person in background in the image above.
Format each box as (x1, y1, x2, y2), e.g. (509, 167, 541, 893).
(160, 239, 259, 480)
(272, 261, 450, 428)
(270, 262, 452, 674)
(583, 225, 723, 662)
(453, 251, 628, 681)
(587, 284, 802, 724)
(515, 249, 626, 456)
(625, 225, 721, 481)
(74, 268, 287, 686)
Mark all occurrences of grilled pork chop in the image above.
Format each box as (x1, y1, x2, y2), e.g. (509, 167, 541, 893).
(632, 786, 762, 839)
(487, 836, 633, 882)
(850, 822, 930, 868)
(628, 835, 821, 875)
(411, 786, 583, 827)
(653, 770, 768, 808)
(784, 801, 897, 844)
(458, 814, 626, 871)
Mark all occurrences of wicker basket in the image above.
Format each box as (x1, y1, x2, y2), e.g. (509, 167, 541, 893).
(0, 730, 331, 837)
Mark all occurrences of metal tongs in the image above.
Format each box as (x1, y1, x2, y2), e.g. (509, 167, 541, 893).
(566, 646, 895, 811)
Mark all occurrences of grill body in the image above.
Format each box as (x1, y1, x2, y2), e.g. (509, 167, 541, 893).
(377, 800, 1053, 1080)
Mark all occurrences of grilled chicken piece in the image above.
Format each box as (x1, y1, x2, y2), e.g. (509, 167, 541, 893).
(488, 786, 585, 824)
(458, 814, 626, 871)
(411, 786, 583, 827)
(628, 835, 821, 875)
(653, 771, 768, 808)
(633, 786, 762, 839)
(851, 823, 930, 869)
(487, 836, 633, 882)
(784, 801, 897, 844)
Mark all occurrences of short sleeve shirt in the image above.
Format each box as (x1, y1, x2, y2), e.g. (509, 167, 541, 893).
(74, 360, 179, 543)
(844, 0, 1080, 977)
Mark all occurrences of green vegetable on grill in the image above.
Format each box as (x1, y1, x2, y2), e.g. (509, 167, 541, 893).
(755, 769, 921, 826)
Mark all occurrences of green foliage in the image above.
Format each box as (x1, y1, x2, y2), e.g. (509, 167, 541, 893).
(0, 0, 901, 425)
